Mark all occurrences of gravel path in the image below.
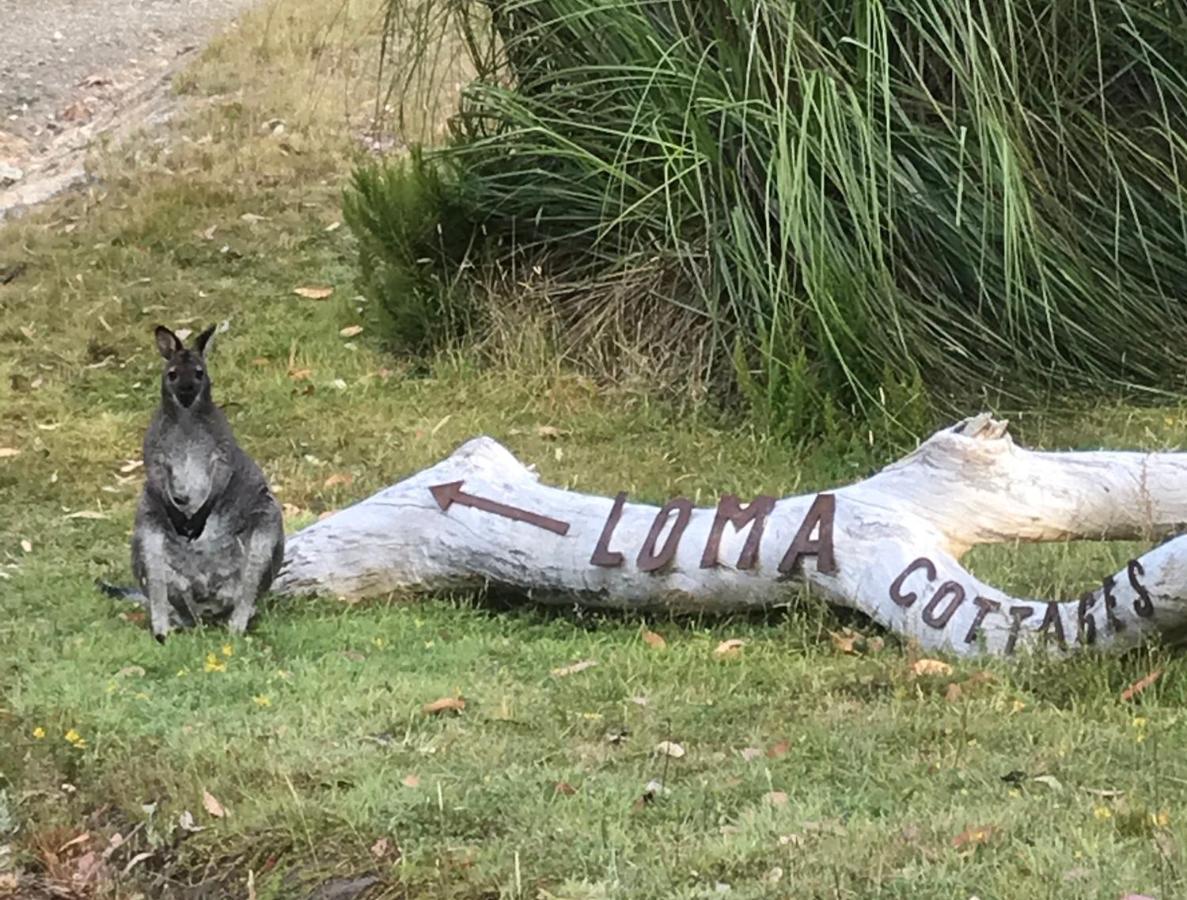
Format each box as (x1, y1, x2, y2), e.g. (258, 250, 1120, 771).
(0, 0, 258, 214)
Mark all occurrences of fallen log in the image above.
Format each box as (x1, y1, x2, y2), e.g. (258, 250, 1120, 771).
(275, 414, 1187, 657)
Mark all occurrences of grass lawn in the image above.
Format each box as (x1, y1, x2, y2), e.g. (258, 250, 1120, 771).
(2, 1, 1187, 897)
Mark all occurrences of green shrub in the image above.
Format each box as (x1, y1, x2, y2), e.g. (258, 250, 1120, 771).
(355, 0, 1187, 433)
(344, 150, 481, 356)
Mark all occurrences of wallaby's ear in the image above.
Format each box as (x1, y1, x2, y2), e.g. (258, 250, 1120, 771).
(155, 326, 182, 359)
(194, 324, 217, 358)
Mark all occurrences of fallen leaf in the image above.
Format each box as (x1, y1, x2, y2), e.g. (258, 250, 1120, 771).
(740, 747, 762, 762)
(952, 824, 995, 850)
(20, 539, 31, 553)
(553, 781, 577, 796)
(0, 448, 20, 459)
(1084, 787, 1126, 799)
(1121, 669, 1162, 702)
(655, 740, 685, 759)
(911, 658, 953, 677)
(116, 665, 146, 679)
(202, 225, 217, 240)
(945, 682, 963, 703)
(119, 459, 143, 473)
(64, 510, 108, 520)
(339, 325, 364, 338)
(551, 659, 597, 677)
(536, 425, 569, 440)
(240, 213, 269, 223)
(281, 503, 305, 519)
(293, 285, 334, 300)
(1032, 774, 1063, 791)
(323, 473, 354, 489)
(402, 774, 420, 788)
(325, 221, 342, 232)
(422, 696, 465, 714)
(58, 832, 90, 853)
(177, 810, 204, 833)
(370, 837, 391, 859)
(763, 791, 789, 807)
(767, 739, 790, 759)
(763, 866, 784, 885)
(714, 638, 745, 658)
(202, 790, 227, 818)
(287, 368, 313, 381)
(642, 629, 666, 649)
(829, 629, 859, 654)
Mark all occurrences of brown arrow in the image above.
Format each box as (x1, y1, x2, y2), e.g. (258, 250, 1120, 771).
(429, 481, 571, 536)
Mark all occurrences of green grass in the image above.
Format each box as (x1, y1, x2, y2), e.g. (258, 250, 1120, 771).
(3, 1, 1187, 897)
(356, 0, 1187, 436)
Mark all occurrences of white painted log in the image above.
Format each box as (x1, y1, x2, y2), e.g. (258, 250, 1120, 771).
(275, 414, 1187, 657)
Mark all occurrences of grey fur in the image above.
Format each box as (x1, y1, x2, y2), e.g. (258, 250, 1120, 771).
(127, 323, 285, 642)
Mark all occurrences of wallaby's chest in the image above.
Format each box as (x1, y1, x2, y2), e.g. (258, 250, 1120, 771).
(156, 431, 223, 514)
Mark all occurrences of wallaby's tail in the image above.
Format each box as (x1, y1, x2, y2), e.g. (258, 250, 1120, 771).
(96, 580, 147, 604)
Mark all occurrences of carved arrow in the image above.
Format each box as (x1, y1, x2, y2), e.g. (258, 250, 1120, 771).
(429, 480, 571, 536)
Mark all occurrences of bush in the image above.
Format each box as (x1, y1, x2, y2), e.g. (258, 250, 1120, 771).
(353, 0, 1187, 433)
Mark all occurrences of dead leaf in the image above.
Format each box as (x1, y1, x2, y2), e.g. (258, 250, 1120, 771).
(952, 824, 995, 850)
(911, 658, 953, 677)
(1121, 669, 1162, 702)
(1032, 774, 1063, 791)
(370, 837, 391, 859)
(116, 665, 146, 679)
(58, 100, 91, 122)
(293, 285, 334, 300)
(202, 790, 226, 818)
(281, 503, 305, 519)
(64, 510, 108, 520)
(642, 629, 666, 649)
(553, 781, 578, 796)
(1084, 787, 1126, 799)
(422, 696, 465, 715)
(551, 659, 597, 677)
(402, 774, 420, 788)
(763, 791, 789, 807)
(655, 740, 686, 758)
(287, 368, 313, 381)
(20, 539, 31, 553)
(945, 682, 963, 703)
(202, 225, 218, 241)
(829, 629, 859, 654)
(339, 325, 364, 338)
(767, 739, 790, 759)
(0, 873, 19, 893)
(240, 213, 269, 224)
(177, 810, 204, 833)
(0, 448, 20, 459)
(119, 459, 143, 473)
(740, 747, 762, 762)
(325, 221, 342, 232)
(714, 638, 745, 658)
(323, 473, 354, 489)
(536, 425, 569, 440)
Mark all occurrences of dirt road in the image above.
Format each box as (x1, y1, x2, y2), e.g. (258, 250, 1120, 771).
(0, 0, 258, 214)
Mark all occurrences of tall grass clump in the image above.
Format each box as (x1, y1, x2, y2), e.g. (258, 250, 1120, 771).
(350, 0, 1187, 435)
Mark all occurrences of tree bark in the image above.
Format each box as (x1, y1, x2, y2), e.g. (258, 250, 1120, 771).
(275, 414, 1187, 657)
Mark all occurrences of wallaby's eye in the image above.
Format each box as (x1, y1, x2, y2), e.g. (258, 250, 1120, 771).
(194, 368, 204, 379)
(167, 369, 179, 381)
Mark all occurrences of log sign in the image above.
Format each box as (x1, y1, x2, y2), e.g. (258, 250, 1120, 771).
(430, 480, 1156, 654)
(888, 557, 1156, 654)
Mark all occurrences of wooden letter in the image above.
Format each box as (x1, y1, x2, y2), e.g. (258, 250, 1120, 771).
(637, 498, 694, 573)
(964, 595, 1001, 645)
(1127, 560, 1154, 618)
(700, 494, 776, 570)
(778, 493, 837, 576)
(922, 581, 966, 629)
(889, 557, 937, 609)
(590, 492, 628, 568)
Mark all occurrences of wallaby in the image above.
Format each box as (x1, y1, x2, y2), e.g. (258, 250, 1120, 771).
(100, 324, 285, 642)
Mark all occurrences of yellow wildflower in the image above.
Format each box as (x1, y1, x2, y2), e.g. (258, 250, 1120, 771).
(64, 729, 86, 748)
(1152, 810, 1171, 828)
(1132, 716, 1148, 729)
(253, 695, 271, 707)
(204, 653, 226, 673)
(32, 727, 45, 740)
(177, 667, 189, 678)
(1011, 699, 1026, 714)
(1093, 805, 1113, 820)
(222, 644, 234, 658)
(373, 637, 385, 649)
